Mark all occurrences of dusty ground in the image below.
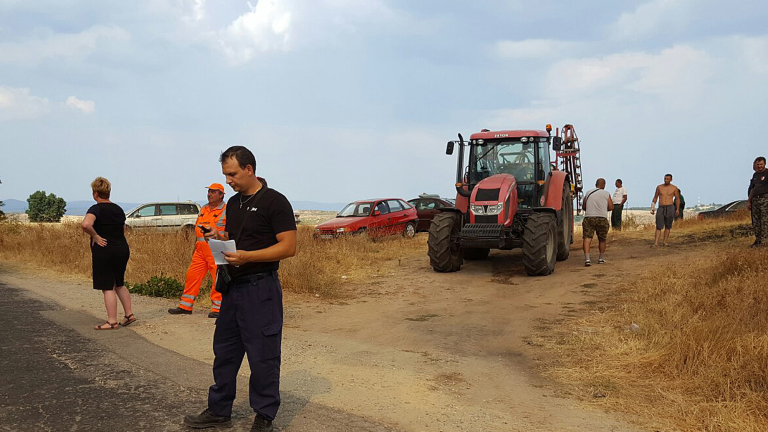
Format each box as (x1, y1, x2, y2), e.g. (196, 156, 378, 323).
(0, 231, 690, 431)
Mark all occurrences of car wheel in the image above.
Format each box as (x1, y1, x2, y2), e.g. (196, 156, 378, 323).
(403, 222, 416, 238)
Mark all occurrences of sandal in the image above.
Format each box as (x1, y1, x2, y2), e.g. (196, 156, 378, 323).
(120, 314, 137, 327)
(94, 321, 119, 330)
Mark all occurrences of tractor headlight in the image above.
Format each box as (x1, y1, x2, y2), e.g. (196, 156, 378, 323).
(470, 204, 485, 215)
(485, 203, 504, 215)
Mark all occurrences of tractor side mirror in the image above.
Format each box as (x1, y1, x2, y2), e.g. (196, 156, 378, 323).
(446, 141, 454, 155)
(552, 136, 562, 151)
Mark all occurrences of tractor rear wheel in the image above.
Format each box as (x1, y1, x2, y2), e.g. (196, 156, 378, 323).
(522, 213, 557, 276)
(428, 212, 463, 272)
(556, 183, 573, 261)
(463, 248, 490, 260)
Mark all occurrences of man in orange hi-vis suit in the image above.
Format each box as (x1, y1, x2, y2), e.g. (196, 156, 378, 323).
(168, 183, 227, 318)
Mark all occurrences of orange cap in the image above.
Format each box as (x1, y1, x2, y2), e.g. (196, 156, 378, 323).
(206, 183, 225, 193)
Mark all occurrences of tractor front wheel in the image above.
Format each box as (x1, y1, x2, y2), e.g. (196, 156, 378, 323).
(428, 212, 463, 272)
(522, 213, 557, 276)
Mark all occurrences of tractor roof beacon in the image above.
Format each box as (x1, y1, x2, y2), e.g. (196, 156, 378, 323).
(427, 124, 584, 276)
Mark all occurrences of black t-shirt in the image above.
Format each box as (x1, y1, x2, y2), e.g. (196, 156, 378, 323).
(86, 203, 128, 245)
(225, 187, 296, 278)
(751, 170, 768, 198)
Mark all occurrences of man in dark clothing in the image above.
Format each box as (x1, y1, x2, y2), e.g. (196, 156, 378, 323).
(748, 156, 768, 247)
(184, 146, 297, 431)
(674, 190, 685, 220)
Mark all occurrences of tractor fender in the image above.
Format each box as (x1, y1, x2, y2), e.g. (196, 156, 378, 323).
(532, 207, 558, 216)
(542, 171, 568, 211)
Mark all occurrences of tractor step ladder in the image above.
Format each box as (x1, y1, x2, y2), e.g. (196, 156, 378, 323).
(555, 124, 584, 214)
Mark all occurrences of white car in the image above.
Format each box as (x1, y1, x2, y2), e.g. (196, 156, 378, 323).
(125, 201, 201, 232)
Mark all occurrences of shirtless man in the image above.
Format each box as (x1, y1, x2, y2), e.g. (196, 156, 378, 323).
(650, 174, 681, 247)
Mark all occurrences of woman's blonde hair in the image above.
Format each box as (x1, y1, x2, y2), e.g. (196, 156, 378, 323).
(91, 177, 111, 199)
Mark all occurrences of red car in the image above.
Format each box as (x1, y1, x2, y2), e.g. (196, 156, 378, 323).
(314, 198, 418, 239)
(407, 195, 455, 232)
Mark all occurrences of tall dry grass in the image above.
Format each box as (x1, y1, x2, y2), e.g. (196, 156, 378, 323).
(545, 214, 768, 431)
(0, 222, 425, 298)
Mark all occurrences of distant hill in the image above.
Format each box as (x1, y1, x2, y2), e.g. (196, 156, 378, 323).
(1, 198, 346, 215)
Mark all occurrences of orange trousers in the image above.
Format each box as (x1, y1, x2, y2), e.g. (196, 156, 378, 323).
(178, 242, 222, 312)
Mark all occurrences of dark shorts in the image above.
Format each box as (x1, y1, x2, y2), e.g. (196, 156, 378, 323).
(582, 217, 609, 241)
(656, 205, 675, 230)
(91, 243, 130, 290)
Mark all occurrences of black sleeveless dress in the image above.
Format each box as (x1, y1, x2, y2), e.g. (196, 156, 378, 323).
(87, 203, 130, 290)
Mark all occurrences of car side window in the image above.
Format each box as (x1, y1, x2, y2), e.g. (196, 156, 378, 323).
(179, 204, 198, 215)
(400, 200, 412, 209)
(387, 200, 404, 212)
(376, 201, 390, 215)
(730, 201, 748, 211)
(159, 204, 178, 215)
(137, 205, 156, 217)
(423, 200, 438, 210)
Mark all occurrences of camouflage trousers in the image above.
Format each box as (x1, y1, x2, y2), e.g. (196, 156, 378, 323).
(752, 195, 768, 244)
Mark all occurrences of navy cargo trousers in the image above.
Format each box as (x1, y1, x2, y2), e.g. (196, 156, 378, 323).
(208, 270, 283, 421)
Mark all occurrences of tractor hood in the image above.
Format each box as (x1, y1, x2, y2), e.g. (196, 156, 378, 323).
(471, 174, 517, 203)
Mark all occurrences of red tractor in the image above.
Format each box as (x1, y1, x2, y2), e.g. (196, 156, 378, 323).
(427, 124, 583, 276)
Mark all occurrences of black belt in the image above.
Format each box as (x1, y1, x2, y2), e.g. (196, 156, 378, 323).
(230, 271, 276, 285)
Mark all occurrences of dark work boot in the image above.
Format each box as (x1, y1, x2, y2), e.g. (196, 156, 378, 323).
(251, 415, 274, 431)
(208, 311, 220, 318)
(183, 408, 232, 429)
(168, 307, 192, 315)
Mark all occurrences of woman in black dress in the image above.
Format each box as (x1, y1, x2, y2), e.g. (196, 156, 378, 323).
(81, 177, 135, 330)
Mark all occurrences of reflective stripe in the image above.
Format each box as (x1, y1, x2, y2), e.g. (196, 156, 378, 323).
(182, 294, 197, 300)
(215, 222, 225, 227)
(212, 301, 221, 305)
(196, 238, 206, 242)
(180, 300, 194, 307)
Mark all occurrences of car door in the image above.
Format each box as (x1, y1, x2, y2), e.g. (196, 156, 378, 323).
(370, 201, 391, 235)
(158, 203, 180, 231)
(386, 199, 407, 233)
(129, 204, 159, 228)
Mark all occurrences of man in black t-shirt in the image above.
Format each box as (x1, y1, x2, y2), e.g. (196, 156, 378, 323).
(184, 146, 297, 432)
(748, 156, 768, 247)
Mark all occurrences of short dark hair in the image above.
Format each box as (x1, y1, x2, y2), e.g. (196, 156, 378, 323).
(755, 156, 766, 164)
(220, 146, 256, 171)
(665, 173, 672, 179)
(616, 179, 622, 184)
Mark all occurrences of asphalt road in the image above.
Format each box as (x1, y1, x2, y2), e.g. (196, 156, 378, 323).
(0, 281, 400, 432)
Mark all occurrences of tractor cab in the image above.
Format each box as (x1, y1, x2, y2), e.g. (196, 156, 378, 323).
(468, 132, 552, 210)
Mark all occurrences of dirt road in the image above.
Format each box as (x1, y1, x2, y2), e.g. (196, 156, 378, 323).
(0, 233, 682, 431)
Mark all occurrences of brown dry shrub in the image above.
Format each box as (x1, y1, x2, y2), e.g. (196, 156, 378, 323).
(0, 222, 424, 298)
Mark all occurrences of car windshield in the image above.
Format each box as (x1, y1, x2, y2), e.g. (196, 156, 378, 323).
(338, 202, 373, 217)
(471, 138, 546, 183)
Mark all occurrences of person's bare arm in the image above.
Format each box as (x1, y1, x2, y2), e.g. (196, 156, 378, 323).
(223, 230, 297, 266)
(651, 186, 660, 214)
(81, 213, 107, 247)
(582, 195, 588, 212)
(607, 196, 614, 211)
(204, 229, 229, 241)
(621, 193, 627, 205)
(748, 187, 755, 210)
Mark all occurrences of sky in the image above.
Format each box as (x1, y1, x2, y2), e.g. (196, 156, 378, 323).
(1, 0, 766, 209)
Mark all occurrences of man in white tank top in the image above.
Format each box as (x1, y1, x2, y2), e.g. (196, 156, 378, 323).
(581, 178, 614, 266)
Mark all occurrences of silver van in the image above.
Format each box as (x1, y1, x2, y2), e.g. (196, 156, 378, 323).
(125, 201, 201, 232)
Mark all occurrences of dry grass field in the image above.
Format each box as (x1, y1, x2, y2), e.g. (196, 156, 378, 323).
(1, 212, 766, 431)
(0, 222, 425, 299)
(540, 211, 768, 432)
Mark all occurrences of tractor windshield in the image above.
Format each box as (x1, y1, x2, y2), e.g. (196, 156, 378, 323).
(470, 140, 538, 183)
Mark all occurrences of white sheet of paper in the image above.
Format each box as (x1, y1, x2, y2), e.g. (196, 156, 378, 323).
(208, 239, 236, 265)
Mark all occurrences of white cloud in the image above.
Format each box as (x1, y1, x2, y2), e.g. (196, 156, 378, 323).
(0, 86, 50, 121)
(736, 36, 768, 74)
(610, 0, 694, 40)
(494, 39, 576, 59)
(0, 25, 131, 66)
(215, 0, 293, 65)
(544, 45, 713, 99)
(65, 96, 96, 114)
